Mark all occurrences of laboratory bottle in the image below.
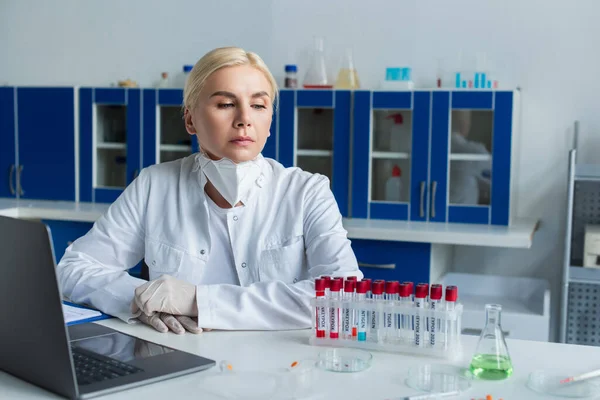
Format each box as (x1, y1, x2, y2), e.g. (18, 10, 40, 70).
(155, 72, 169, 88)
(177, 65, 193, 89)
(303, 37, 332, 89)
(334, 48, 360, 89)
(387, 113, 404, 152)
(284, 65, 298, 88)
(469, 304, 513, 380)
(384, 165, 402, 202)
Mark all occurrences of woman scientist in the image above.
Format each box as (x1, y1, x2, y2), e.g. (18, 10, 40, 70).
(57, 47, 362, 334)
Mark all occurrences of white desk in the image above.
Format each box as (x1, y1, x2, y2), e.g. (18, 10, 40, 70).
(2, 319, 599, 399)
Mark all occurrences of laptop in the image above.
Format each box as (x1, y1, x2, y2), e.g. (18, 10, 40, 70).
(0, 215, 215, 399)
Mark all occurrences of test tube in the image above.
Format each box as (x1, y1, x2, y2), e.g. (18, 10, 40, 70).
(418, 282, 430, 343)
(429, 284, 443, 347)
(315, 278, 327, 338)
(346, 277, 359, 338)
(356, 281, 368, 341)
(399, 282, 412, 342)
(445, 285, 458, 349)
(329, 279, 342, 339)
(370, 281, 384, 342)
(403, 281, 414, 301)
(414, 283, 428, 347)
(342, 280, 355, 340)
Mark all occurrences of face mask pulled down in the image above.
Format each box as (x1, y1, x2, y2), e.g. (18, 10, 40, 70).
(199, 154, 263, 207)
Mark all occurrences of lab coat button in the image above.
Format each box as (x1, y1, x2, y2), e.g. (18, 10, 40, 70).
(293, 278, 298, 283)
(233, 215, 238, 221)
(241, 262, 247, 268)
(200, 249, 205, 255)
(152, 260, 156, 266)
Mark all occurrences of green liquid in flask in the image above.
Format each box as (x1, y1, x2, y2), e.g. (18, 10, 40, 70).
(469, 354, 513, 380)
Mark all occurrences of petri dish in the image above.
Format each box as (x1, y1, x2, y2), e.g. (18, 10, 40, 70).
(527, 370, 600, 398)
(316, 347, 373, 373)
(406, 364, 472, 393)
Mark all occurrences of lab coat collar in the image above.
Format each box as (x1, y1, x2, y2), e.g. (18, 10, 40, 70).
(192, 153, 271, 206)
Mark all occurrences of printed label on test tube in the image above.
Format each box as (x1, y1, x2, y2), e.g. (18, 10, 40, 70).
(414, 283, 428, 347)
(370, 281, 384, 342)
(399, 282, 412, 343)
(342, 280, 355, 340)
(329, 278, 342, 339)
(429, 284, 443, 347)
(384, 281, 399, 342)
(356, 281, 368, 341)
(315, 278, 327, 338)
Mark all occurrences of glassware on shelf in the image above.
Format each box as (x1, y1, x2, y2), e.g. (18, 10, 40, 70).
(469, 304, 513, 380)
(284, 65, 298, 88)
(303, 37, 332, 89)
(334, 48, 360, 89)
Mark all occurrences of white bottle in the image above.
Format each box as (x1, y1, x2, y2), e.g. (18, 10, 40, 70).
(385, 165, 402, 202)
(388, 113, 403, 152)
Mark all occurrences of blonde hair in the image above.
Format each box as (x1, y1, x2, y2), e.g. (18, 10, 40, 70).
(183, 47, 278, 110)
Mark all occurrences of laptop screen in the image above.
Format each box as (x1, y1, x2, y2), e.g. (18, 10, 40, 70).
(71, 332, 175, 363)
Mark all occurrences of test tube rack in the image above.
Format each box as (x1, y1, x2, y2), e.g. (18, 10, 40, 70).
(309, 298, 463, 360)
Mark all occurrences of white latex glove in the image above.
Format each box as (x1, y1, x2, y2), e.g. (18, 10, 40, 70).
(132, 275, 198, 317)
(138, 312, 202, 334)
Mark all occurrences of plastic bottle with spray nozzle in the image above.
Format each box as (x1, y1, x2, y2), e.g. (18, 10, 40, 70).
(385, 165, 403, 202)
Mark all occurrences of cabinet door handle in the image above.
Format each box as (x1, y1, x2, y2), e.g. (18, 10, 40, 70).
(419, 181, 426, 217)
(358, 262, 396, 270)
(8, 165, 15, 195)
(17, 165, 24, 196)
(430, 180, 438, 218)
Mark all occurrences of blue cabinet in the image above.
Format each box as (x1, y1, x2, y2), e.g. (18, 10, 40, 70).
(0, 87, 76, 201)
(79, 88, 142, 203)
(352, 239, 431, 283)
(44, 220, 93, 264)
(352, 90, 518, 226)
(278, 89, 351, 216)
(0, 88, 16, 198)
(17, 88, 77, 201)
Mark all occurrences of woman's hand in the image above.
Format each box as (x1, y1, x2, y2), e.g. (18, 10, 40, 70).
(132, 275, 198, 317)
(138, 312, 203, 334)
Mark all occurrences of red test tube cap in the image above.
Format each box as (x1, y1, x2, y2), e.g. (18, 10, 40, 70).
(330, 279, 342, 292)
(430, 284, 443, 300)
(346, 276, 358, 281)
(372, 281, 384, 295)
(344, 280, 355, 292)
(315, 278, 326, 292)
(399, 282, 410, 298)
(386, 280, 400, 294)
(356, 280, 368, 294)
(403, 281, 414, 295)
(415, 283, 428, 299)
(446, 285, 458, 302)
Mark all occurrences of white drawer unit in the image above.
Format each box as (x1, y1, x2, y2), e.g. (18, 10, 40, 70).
(442, 272, 550, 342)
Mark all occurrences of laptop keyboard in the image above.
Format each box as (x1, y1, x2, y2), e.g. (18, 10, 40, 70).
(71, 347, 143, 386)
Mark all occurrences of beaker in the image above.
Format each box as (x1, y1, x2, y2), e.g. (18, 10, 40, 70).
(334, 48, 360, 89)
(469, 304, 513, 380)
(303, 36, 332, 89)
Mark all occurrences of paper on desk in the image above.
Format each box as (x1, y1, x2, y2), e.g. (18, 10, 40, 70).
(62, 303, 102, 324)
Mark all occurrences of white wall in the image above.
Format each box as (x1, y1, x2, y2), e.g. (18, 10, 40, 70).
(3, 0, 600, 340)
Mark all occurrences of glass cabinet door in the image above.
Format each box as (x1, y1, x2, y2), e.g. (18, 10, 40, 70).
(431, 91, 515, 225)
(278, 89, 351, 216)
(352, 91, 430, 221)
(80, 88, 141, 203)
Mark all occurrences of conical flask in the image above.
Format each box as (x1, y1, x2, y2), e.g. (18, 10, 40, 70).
(303, 37, 332, 88)
(469, 304, 513, 380)
(334, 48, 360, 89)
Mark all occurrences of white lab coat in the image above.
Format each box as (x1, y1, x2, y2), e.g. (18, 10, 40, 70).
(449, 132, 492, 205)
(57, 154, 362, 330)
